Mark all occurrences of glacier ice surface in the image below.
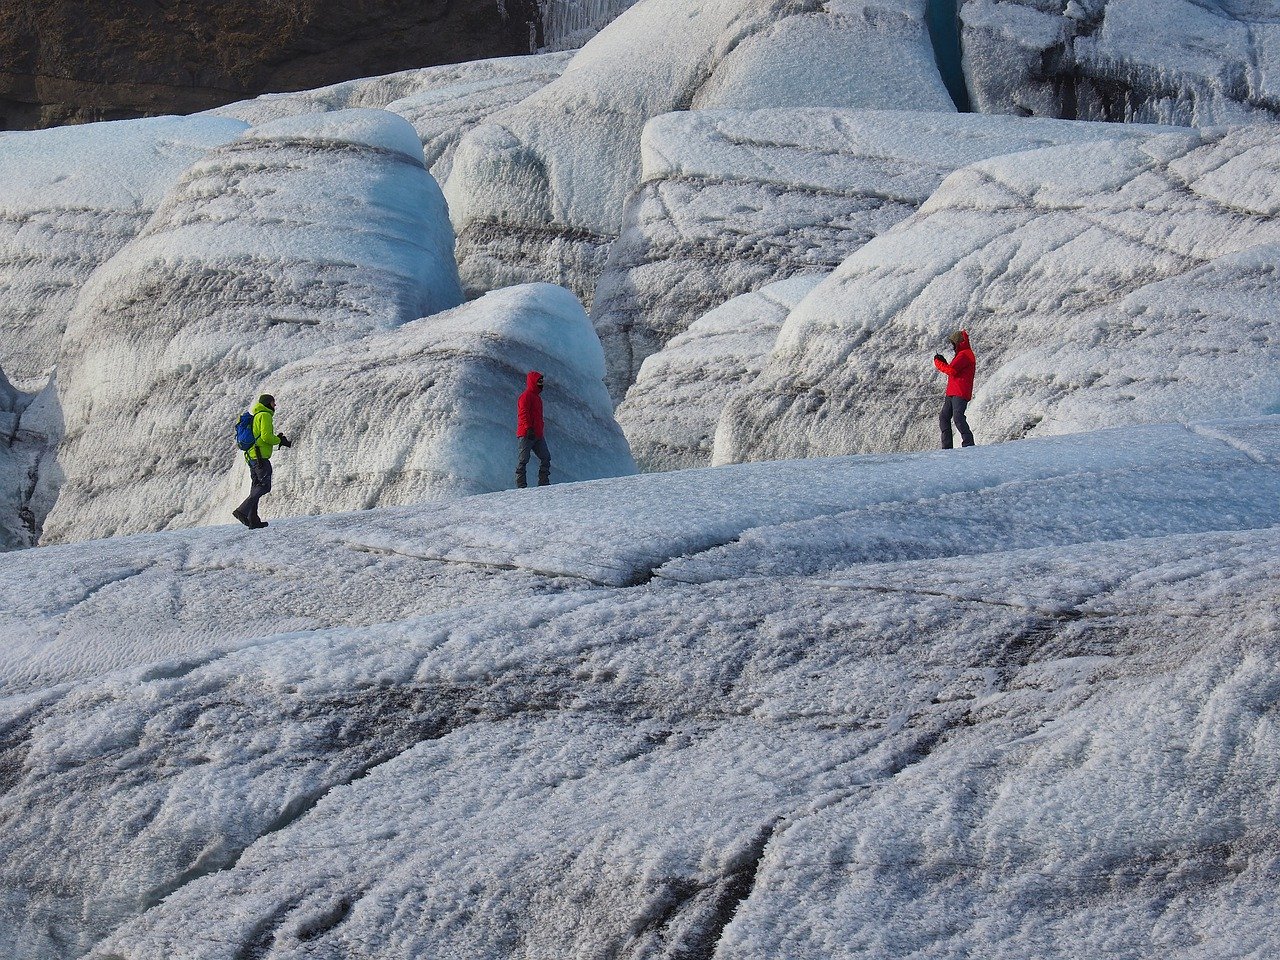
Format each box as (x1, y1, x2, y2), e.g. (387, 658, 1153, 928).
(0, 418, 1277, 958)
(593, 107, 1177, 398)
(718, 124, 1280, 463)
(0, 115, 247, 386)
(41, 109, 464, 545)
(444, 0, 954, 304)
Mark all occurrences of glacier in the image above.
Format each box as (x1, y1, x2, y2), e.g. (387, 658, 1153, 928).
(0, 115, 247, 387)
(718, 124, 1280, 464)
(40, 109, 464, 546)
(592, 107, 1176, 399)
(202, 283, 635, 523)
(443, 0, 955, 304)
(210, 53, 573, 183)
(616, 274, 824, 472)
(960, 0, 1280, 126)
(0, 418, 1277, 958)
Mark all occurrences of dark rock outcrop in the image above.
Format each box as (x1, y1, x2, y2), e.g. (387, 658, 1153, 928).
(0, 0, 543, 130)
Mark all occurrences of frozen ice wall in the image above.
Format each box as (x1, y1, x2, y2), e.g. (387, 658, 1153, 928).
(444, 0, 954, 305)
(961, 0, 1280, 125)
(211, 53, 573, 183)
(593, 108, 1171, 399)
(41, 109, 463, 545)
(199, 284, 634, 523)
(617, 275, 823, 472)
(719, 125, 1280, 463)
(0, 115, 247, 386)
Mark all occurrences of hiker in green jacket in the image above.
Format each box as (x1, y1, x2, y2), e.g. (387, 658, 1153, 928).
(233, 394, 291, 529)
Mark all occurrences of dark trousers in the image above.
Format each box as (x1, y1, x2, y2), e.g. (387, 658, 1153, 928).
(516, 435, 551, 488)
(940, 396, 975, 449)
(237, 456, 273, 520)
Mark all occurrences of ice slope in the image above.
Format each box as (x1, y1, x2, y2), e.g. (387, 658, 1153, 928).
(210, 53, 573, 182)
(197, 284, 635, 525)
(961, 0, 1280, 126)
(0, 418, 1277, 958)
(719, 124, 1280, 464)
(444, 0, 954, 304)
(40, 110, 463, 546)
(0, 115, 247, 386)
(593, 108, 1174, 399)
(616, 275, 824, 472)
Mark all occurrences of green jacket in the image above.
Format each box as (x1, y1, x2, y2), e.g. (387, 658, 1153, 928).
(247, 401, 282, 460)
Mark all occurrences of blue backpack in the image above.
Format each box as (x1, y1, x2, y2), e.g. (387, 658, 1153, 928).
(234, 412, 256, 452)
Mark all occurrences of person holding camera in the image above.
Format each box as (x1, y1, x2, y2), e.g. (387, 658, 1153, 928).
(933, 330, 976, 449)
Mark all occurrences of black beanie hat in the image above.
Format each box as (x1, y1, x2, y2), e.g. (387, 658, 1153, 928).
(259, 394, 275, 410)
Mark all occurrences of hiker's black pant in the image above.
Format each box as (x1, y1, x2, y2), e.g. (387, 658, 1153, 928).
(940, 396, 975, 449)
(516, 435, 551, 488)
(238, 456, 273, 520)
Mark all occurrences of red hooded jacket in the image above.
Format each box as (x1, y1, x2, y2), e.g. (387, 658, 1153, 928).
(934, 331, 975, 400)
(517, 370, 544, 438)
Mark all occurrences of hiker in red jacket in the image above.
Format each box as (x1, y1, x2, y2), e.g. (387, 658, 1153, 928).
(933, 330, 976, 449)
(516, 370, 551, 487)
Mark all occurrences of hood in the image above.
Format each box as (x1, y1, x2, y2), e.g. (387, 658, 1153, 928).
(525, 370, 543, 391)
(251, 401, 273, 415)
(952, 330, 971, 352)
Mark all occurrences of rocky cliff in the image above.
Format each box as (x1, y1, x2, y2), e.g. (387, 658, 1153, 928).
(0, 0, 543, 129)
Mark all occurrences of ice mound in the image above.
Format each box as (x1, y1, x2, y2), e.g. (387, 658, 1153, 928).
(717, 125, 1280, 464)
(616, 274, 823, 472)
(444, 0, 954, 304)
(1, 418, 1278, 958)
(0, 115, 247, 385)
(593, 108, 1173, 399)
(201, 284, 634, 522)
(962, 0, 1280, 126)
(40, 109, 463, 545)
(211, 53, 573, 182)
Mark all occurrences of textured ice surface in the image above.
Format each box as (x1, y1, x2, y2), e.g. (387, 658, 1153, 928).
(211, 54, 573, 183)
(593, 108, 1173, 398)
(0, 115, 247, 385)
(202, 284, 635, 524)
(0, 417, 1277, 958)
(961, 0, 1280, 126)
(617, 275, 823, 471)
(719, 125, 1280, 463)
(41, 109, 463, 546)
(444, 0, 954, 304)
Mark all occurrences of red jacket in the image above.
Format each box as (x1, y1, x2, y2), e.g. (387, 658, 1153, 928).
(934, 331, 975, 400)
(517, 370, 544, 438)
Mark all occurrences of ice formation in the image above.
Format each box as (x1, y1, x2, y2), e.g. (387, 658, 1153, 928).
(40, 109, 464, 545)
(718, 124, 1280, 464)
(593, 108, 1172, 398)
(961, 0, 1280, 126)
(200, 284, 634, 523)
(211, 53, 573, 182)
(1, 417, 1278, 958)
(617, 274, 823, 472)
(444, 0, 954, 303)
(0, 115, 247, 386)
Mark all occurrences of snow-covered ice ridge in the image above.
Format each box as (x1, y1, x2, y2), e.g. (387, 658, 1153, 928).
(210, 52, 573, 182)
(41, 110, 465, 545)
(1, 417, 1278, 958)
(720, 123, 1280, 463)
(592, 108, 1175, 400)
(962, 0, 1280, 126)
(444, 0, 954, 304)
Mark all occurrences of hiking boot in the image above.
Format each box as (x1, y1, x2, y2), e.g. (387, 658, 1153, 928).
(250, 518, 269, 529)
(232, 508, 253, 528)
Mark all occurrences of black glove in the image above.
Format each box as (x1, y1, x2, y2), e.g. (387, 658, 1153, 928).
(933, 353, 945, 364)
(278, 434, 292, 448)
